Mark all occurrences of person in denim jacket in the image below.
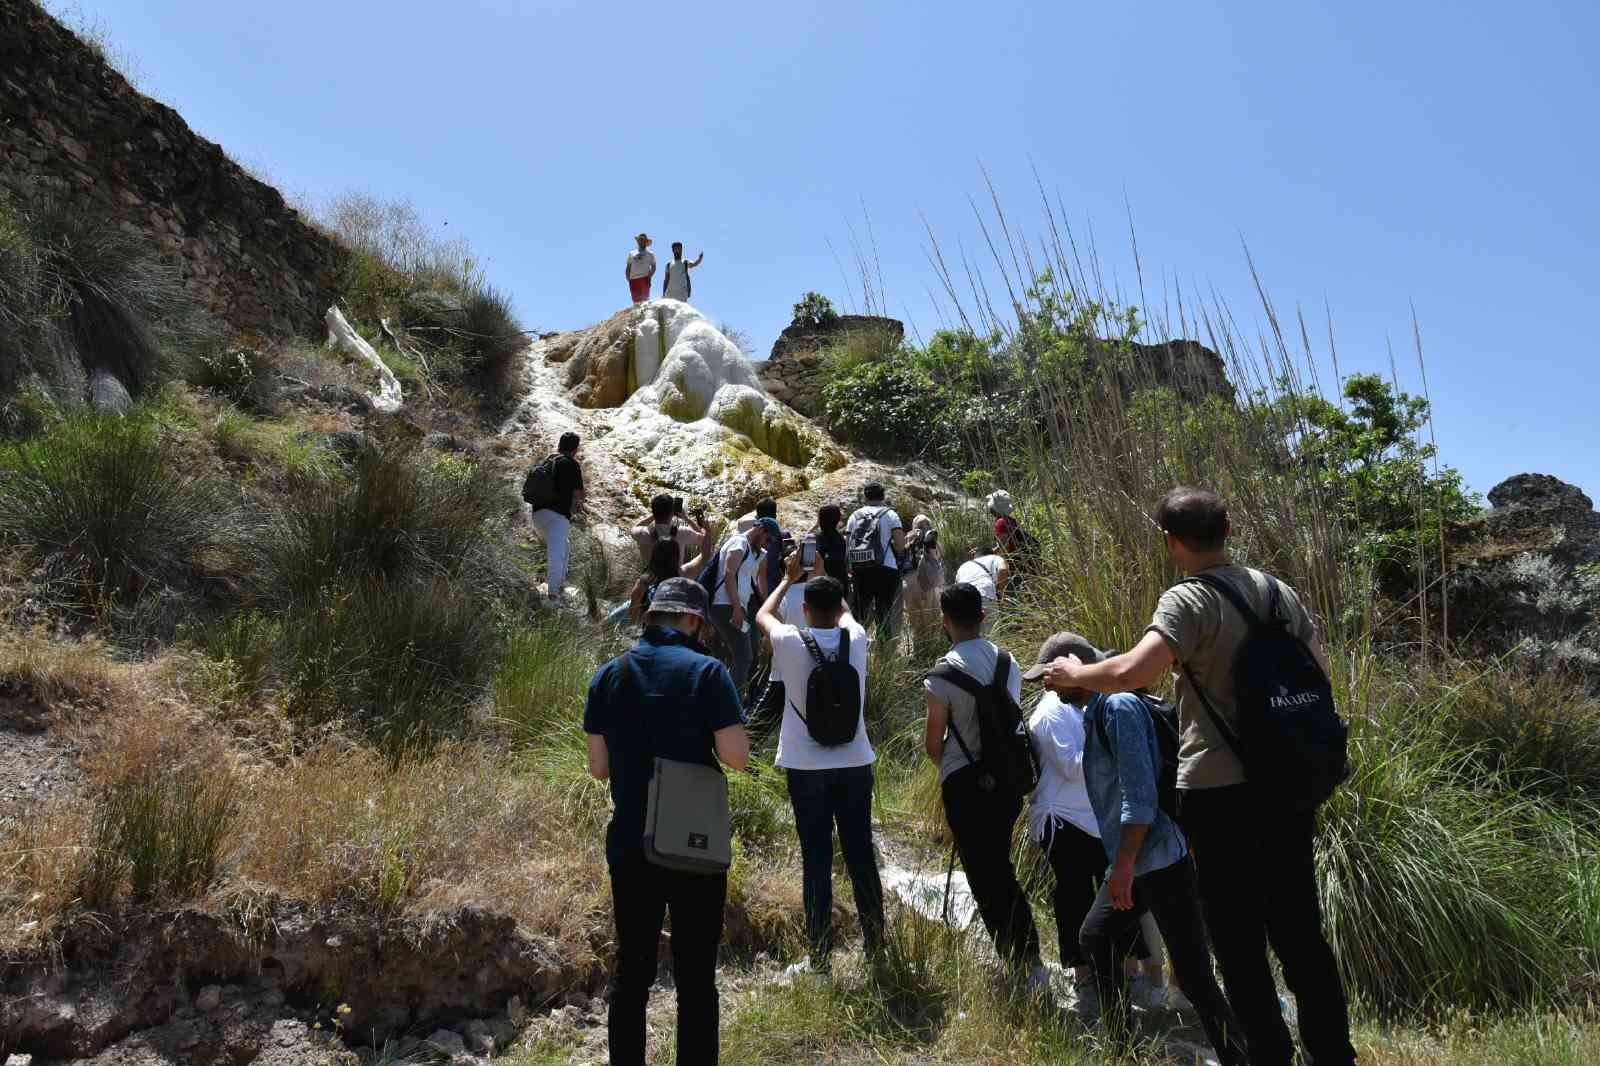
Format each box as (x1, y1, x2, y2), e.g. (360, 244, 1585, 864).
(1027, 633, 1247, 1064)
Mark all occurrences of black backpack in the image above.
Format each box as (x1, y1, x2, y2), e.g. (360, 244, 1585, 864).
(846, 507, 889, 568)
(1093, 693, 1182, 818)
(793, 628, 862, 746)
(694, 535, 733, 602)
(1179, 571, 1350, 813)
(929, 650, 1039, 798)
(521, 455, 559, 511)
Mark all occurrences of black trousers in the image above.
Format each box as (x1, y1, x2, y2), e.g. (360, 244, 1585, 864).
(786, 765, 886, 963)
(850, 563, 901, 634)
(942, 766, 1039, 967)
(1178, 784, 1357, 1066)
(608, 866, 726, 1066)
(1079, 854, 1248, 1066)
(1040, 818, 1145, 969)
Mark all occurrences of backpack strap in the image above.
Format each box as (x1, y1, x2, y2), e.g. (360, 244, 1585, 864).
(1174, 577, 1249, 757)
(1185, 570, 1271, 631)
(790, 628, 833, 727)
(928, 661, 983, 768)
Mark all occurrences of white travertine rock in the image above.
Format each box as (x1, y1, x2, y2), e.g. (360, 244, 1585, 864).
(325, 306, 403, 413)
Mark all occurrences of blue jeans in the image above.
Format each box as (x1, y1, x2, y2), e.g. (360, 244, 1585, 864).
(785, 765, 886, 964)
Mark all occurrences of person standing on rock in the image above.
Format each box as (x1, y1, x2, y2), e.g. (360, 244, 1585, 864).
(583, 577, 749, 1066)
(757, 549, 886, 975)
(845, 482, 907, 636)
(625, 233, 656, 305)
(523, 432, 585, 603)
(662, 241, 704, 302)
(1043, 487, 1356, 1066)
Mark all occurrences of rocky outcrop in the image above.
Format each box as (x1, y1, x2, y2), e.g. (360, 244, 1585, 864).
(759, 315, 905, 417)
(1097, 338, 1234, 404)
(0, 0, 347, 338)
(1445, 474, 1600, 676)
(1, 899, 589, 1063)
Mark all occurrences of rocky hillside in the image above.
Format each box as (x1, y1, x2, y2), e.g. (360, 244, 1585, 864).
(0, 0, 345, 336)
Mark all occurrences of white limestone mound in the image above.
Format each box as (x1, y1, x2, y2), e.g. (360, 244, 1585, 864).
(498, 301, 957, 576)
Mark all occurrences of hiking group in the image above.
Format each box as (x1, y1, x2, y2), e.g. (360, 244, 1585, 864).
(576, 479, 1354, 1066)
(626, 232, 704, 305)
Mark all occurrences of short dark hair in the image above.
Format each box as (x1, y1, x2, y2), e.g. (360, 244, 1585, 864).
(862, 482, 886, 502)
(755, 497, 778, 519)
(671, 241, 683, 250)
(558, 432, 581, 455)
(650, 493, 674, 522)
(1157, 486, 1229, 551)
(803, 576, 845, 620)
(817, 504, 842, 531)
(940, 582, 984, 629)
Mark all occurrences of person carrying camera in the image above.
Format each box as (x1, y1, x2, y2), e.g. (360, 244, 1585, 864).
(583, 578, 749, 1066)
(631, 493, 704, 569)
(757, 549, 885, 975)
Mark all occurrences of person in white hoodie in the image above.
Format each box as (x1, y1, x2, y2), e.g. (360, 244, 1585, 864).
(1023, 631, 1172, 1013)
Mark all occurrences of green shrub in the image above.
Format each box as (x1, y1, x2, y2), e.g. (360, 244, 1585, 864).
(455, 284, 527, 402)
(0, 194, 218, 400)
(0, 410, 235, 608)
(790, 291, 838, 331)
(258, 433, 506, 603)
(279, 576, 499, 751)
(81, 762, 237, 904)
(1317, 684, 1599, 1016)
(189, 346, 282, 414)
(493, 620, 608, 738)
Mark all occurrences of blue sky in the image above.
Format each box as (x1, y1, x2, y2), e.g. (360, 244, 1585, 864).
(66, 0, 1599, 498)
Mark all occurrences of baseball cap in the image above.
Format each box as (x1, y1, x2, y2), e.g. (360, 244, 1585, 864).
(1020, 631, 1104, 681)
(753, 517, 781, 540)
(647, 577, 708, 619)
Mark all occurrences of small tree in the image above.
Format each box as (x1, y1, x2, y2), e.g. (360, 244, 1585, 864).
(1285, 373, 1478, 586)
(790, 292, 838, 331)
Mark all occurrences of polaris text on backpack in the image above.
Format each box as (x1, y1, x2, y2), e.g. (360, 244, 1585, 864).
(929, 651, 1039, 798)
(793, 628, 862, 746)
(1180, 572, 1350, 813)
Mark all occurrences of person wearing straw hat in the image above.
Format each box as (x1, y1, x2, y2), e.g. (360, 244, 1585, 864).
(625, 233, 656, 305)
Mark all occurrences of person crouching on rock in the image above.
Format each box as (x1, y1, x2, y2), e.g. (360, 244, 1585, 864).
(625, 232, 656, 305)
(584, 577, 749, 1066)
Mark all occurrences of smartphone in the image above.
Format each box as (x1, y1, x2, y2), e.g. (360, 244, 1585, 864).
(800, 538, 817, 569)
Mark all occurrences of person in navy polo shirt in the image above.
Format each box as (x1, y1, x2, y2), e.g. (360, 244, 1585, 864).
(584, 578, 749, 1066)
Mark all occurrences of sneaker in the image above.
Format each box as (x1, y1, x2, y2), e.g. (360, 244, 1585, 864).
(780, 957, 831, 984)
(1024, 963, 1052, 1002)
(1069, 979, 1100, 1022)
(1129, 975, 1169, 1012)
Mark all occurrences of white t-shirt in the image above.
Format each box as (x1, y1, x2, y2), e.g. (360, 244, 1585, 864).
(955, 555, 1006, 603)
(711, 533, 761, 607)
(1027, 692, 1100, 842)
(779, 581, 809, 624)
(626, 249, 656, 279)
(770, 620, 874, 770)
(845, 505, 904, 571)
(664, 259, 691, 300)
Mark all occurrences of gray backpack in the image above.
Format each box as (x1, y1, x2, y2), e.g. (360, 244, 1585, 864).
(847, 507, 889, 567)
